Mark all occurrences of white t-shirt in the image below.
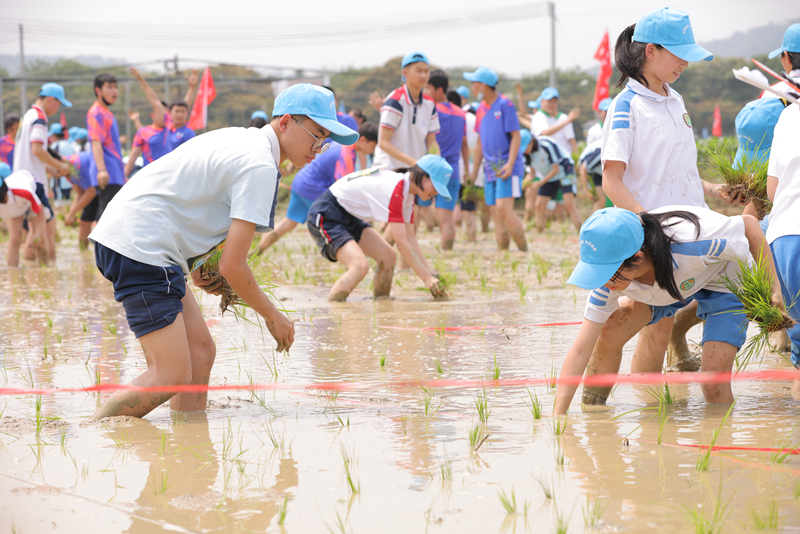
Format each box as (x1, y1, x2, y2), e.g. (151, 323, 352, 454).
(329, 169, 414, 224)
(462, 112, 485, 186)
(0, 170, 44, 220)
(602, 80, 705, 211)
(760, 69, 800, 101)
(765, 104, 800, 244)
(583, 205, 751, 324)
(585, 121, 603, 145)
(373, 84, 440, 171)
(13, 105, 49, 188)
(531, 110, 575, 154)
(89, 125, 283, 274)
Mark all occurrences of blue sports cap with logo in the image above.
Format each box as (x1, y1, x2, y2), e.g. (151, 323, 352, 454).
(48, 123, 63, 136)
(402, 51, 429, 69)
(769, 23, 800, 59)
(463, 67, 499, 87)
(733, 98, 786, 168)
(567, 208, 644, 290)
(416, 154, 453, 201)
(598, 97, 613, 111)
(251, 110, 268, 121)
(540, 87, 559, 100)
(528, 98, 541, 109)
(520, 129, 533, 151)
(39, 83, 72, 107)
(272, 84, 359, 145)
(455, 86, 470, 99)
(633, 8, 713, 62)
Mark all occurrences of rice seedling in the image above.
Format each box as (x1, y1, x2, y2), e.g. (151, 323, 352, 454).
(554, 444, 566, 466)
(259, 350, 279, 381)
(102, 424, 132, 449)
(34, 395, 43, 437)
(748, 496, 779, 530)
(479, 268, 491, 295)
(533, 472, 553, 499)
(433, 358, 444, 375)
(46, 314, 53, 329)
(422, 386, 441, 418)
(582, 496, 607, 527)
(151, 464, 172, 495)
(680, 469, 732, 534)
(157, 429, 168, 455)
(379, 345, 388, 367)
(706, 140, 771, 219)
(517, 278, 528, 301)
(340, 442, 360, 494)
(277, 494, 289, 525)
(489, 353, 500, 381)
(438, 271, 456, 294)
(438, 446, 452, 484)
(498, 487, 530, 515)
(696, 402, 735, 472)
(106, 322, 117, 335)
(553, 503, 570, 534)
(545, 364, 558, 391)
(475, 387, 492, 423)
(644, 383, 674, 405)
(522, 387, 543, 419)
(263, 423, 285, 450)
(549, 415, 568, 436)
(531, 253, 551, 284)
(769, 433, 797, 464)
(467, 423, 482, 448)
(793, 479, 800, 499)
(511, 257, 519, 277)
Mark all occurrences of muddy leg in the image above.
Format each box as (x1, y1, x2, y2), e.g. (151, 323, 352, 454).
(665, 302, 703, 370)
(170, 290, 216, 412)
(490, 205, 510, 250)
(328, 240, 370, 302)
(699, 341, 736, 404)
(256, 218, 298, 255)
(437, 207, 456, 251)
(497, 197, 527, 252)
(631, 316, 673, 373)
(359, 227, 396, 299)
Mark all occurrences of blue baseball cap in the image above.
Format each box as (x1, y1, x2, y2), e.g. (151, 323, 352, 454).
(0, 161, 10, 181)
(598, 98, 613, 111)
(632, 8, 713, 62)
(769, 23, 800, 59)
(48, 123, 63, 136)
(540, 87, 559, 100)
(455, 86, 470, 99)
(528, 98, 541, 109)
(272, 84, 358, 145)
(251, 110, 268, 121)
(416, 155, 453, 201)
(520, 129, 533, 152)
(463, 67, 499, 87)
(67, 126, 80, 140)
(402, 51, 429, 69)
(39, 83, 72, 107)
(734, 98, 786, 168)
(76, 128, 88, 140)
(567, 208, 644, 290)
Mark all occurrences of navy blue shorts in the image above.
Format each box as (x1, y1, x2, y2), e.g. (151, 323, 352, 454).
(95, 243, 186, 338)
(307, 190, 371, 263)
(538, 180, 573, 198)
(591, 173, 603, 187)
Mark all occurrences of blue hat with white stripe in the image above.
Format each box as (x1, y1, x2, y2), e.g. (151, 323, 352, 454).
(416, 155, 453, 201)
(733, 98, 786, 168)
(455, 86, 470, 99)
(463, 67, 499, 87)
(567, 208, 644, 290)
(769, 23, 800, 59)
(633, 8, 713, 62)
(273, 83, 359, 145)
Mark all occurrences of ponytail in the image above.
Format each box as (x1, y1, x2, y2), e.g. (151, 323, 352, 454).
(396, 164, 429, 188)
(614, 24, 663, 89)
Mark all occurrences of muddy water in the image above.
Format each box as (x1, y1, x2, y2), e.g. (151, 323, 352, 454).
(1, 222, 800, 533)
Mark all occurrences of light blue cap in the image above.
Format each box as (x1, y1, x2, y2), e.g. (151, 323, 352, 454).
(769, 23, 800, 59)
(272, 84, 358, 145)
(520, 129, 533, 152)
(68, 126, 80, 140)
(463, 67, 499, 87)
(567, 208, 644, 290)
(416, 155, 453, 201)
(39, 83, 72, 107)
(402, 51, 429, 68)
(632, 8, 713, 62)
(540, 87, 559, 100)
(455, 86, 470, 99)
(251, 110, 268, 121)
(528, 98, 541, 109)
(0, 162, 10, 180)
(733, 98, 786, 168)
(48, 123, 63, 136)
(598, 98, 613, 111)
(76, 128, 88, 140)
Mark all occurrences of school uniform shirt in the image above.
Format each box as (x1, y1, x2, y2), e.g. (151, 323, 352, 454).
(461, 112, 485, 187)
(585, 121, 604, 145)
(530, 136, 570, 184)
(760, 69, 800, 101)
(435, 102, 466, 169)
(167, 125, 196, 152)
(583, 205, 751, 324)
(89, 125, 283, 274)
(602, 80, 705, 211)
(67, 152, 97, 190)
(337, 111, 359, 132)
(291, 142, 355, 203)
(765, 104, 800, 244)
(373, 84, 440, 170)
(578, 140, 603, 176)
(0, 170, 43, 220)
(0, 134, 14, 169)
(13, 105, 49, 187)
(86, 102, 125, 186)
(531, 110, 576, 154)
(133, 125, 169, 166)
(328, 169, 414, 224)
(475, 95, 525, 182)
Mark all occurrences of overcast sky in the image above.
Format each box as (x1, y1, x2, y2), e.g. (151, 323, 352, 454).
(1, 0, 799, 78)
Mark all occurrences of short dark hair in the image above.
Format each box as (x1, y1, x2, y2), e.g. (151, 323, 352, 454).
(358, 121, 378, 143)
(169, 101, 189, 111)
(322, 85, 336, 97)
(785, 51, 800, 71)
(428, 69, 449, 92)
(4, 114, 20, 131)
(249, 117, 267, 128)
(446, 89, 461, 106)
(350, 108, 365, 121)
(47, 147, 63, 161)
(614, 24, 664, 88)
(94, 73, 117, 91)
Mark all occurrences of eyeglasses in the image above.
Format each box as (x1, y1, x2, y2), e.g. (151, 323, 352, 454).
(292, 116, 330, 153)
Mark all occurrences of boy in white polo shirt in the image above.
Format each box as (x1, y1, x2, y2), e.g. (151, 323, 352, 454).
(88, 84, 358, 419)
(531, 87, 580, 154)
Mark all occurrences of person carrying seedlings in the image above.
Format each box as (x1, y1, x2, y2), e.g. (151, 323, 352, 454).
(554, 206, 786, 414)
(531, 87, 579, 154)
(63, 151, 99, 249)
(306, 154, 452, 302)
(761, 23, 800, 102)
(87, 83, 358, 419)
(466, 66, 528, 252)
(0, 163, 48, 266)
(522, 134, 582, 232)
(255, 121, 379, 255)
(577, 139, 606, 213)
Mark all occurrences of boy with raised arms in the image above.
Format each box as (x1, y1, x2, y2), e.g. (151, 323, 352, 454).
(88, 84, 358, 419)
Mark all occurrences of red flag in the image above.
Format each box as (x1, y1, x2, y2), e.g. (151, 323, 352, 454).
(188, 67, 216, 131)
(592, 30, 612, 111)
(59, 111, 67, 128)
(712, 104, 722, 137)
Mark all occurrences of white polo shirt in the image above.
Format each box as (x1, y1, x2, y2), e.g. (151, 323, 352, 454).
(0, 170, 44, 220)
(531, 110, 575, 154)
(13, 105, 49, 188)
(462, 111, 485, 186)
(585, 121, 603, 145)
(329, 169, 414, 224)
(760, 69, 800, 101)
(373, 84, 440, 170)
(765, 103, 800, 244)
(602, 80, 705, 211)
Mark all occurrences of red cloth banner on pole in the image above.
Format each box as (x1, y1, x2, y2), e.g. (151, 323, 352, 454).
(592, 30, 612, 111)
(712, 104, 722, 137)
(188, 67, 216, 131)
(59, 111, 67, 128)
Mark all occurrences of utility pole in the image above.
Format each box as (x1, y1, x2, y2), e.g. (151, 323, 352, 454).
(549, 2, 557, 88)
(19, 24, 27, 113)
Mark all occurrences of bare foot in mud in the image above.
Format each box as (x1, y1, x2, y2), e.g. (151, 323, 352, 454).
(666, 342, 702, 372)
(582, 386, 612, 406)
(328, 290, 349, 302)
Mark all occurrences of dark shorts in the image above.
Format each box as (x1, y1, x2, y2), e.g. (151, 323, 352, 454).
(459, 185, 477, 212)
(81, 195, 100, 223)
(34, 182, 54, 222)
(591, 173, 603, 187)
(307, 190, 371, 263)
(97, 184, 123, 221)
(538, 180, 573, 198)
(95, 243, 186, 338)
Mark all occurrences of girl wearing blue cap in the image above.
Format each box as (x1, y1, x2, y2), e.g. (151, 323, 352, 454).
(554, 207, 784, 414)
(307, 154, 451, 301)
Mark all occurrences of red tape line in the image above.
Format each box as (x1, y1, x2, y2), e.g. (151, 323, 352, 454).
(377, 321, 582, 332)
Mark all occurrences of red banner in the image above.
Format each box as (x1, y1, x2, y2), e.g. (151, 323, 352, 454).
(712, 103, 722, 137)
(59, 111, 67, 128)
(188, 67, 216, 131)
(592, 30, 612, 111)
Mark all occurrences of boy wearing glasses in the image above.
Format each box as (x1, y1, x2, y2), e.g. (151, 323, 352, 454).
(88, 84, 358, 419)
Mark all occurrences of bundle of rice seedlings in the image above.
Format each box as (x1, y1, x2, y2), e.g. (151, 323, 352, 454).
(720, 250, 795, 370)
(706, 141, 771, 219)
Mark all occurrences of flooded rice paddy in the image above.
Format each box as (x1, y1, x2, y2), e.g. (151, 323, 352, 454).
(1, 216, 800, 533)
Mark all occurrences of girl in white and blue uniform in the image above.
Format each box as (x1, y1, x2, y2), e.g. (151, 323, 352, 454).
(554, 207, 785, 414)
(578, 140, 605, 213)
(523, 135, 582, 232)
